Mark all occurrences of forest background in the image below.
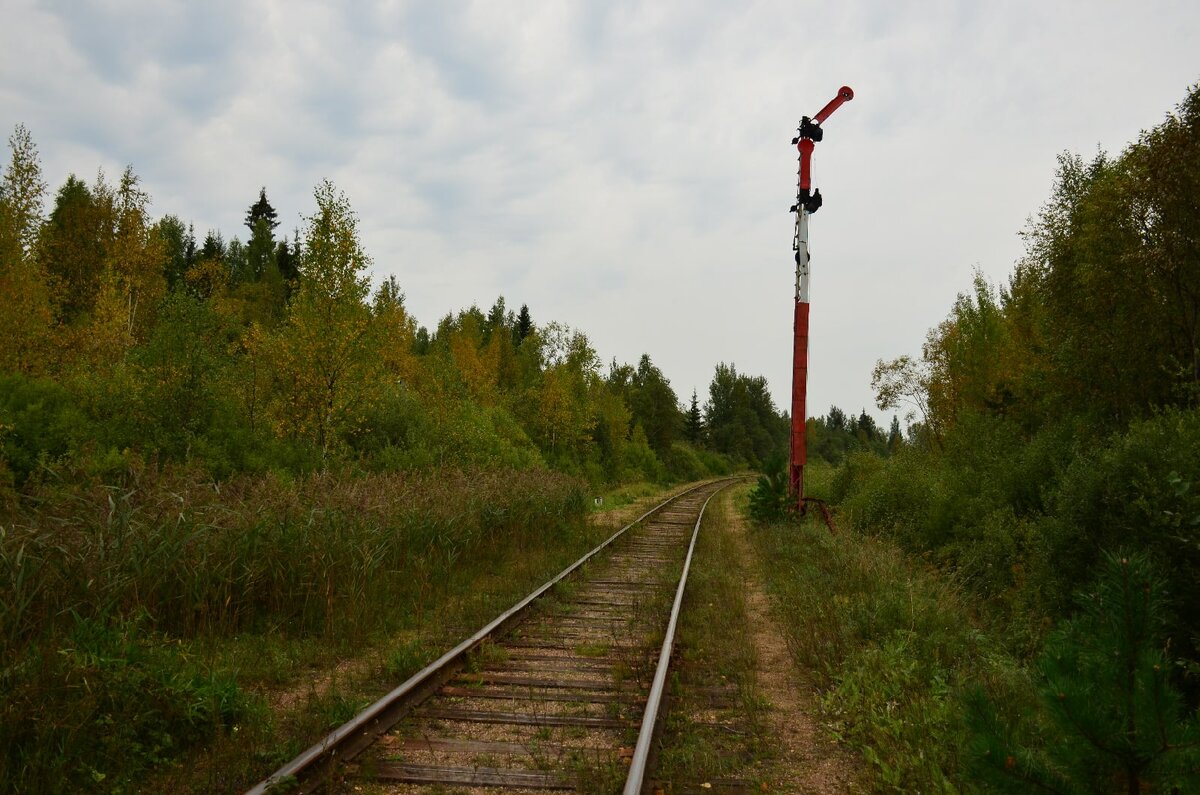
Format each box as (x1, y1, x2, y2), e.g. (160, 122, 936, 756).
(0, 130, 800, 489)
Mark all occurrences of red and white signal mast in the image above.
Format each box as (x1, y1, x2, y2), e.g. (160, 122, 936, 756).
(789, 85, 853, 514)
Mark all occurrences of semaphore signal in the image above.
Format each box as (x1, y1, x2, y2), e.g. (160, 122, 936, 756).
(789, 85, 853, 515)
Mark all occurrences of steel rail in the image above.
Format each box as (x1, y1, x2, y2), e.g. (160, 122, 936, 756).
(623, 479, 737, 794)
(245, 479, 729, 794)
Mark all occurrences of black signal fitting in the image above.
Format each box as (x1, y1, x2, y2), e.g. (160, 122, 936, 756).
(791, 116, 824, 144)
(791, 187, 822, 215)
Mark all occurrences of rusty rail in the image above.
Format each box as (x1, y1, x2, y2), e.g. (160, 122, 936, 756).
(623, 480, 735, 794)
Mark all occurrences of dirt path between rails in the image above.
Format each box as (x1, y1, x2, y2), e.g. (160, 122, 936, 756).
(721, 494, 863, 793)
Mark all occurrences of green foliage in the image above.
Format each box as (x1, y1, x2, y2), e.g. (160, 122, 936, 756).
(684, 388, 704, 443)
(747, 454, 790, 523)
(661, 440, 730, 482)
(373, 398, 545, 471)
(704, 362, 788, 468)
(1, 614, 259, 792)
(749, 496, 1025, 791)
(244, 186, 279, 234)
(157, 214, 193, 289)
(891, 86, 1200, 441)
(968, 551, 1200, 793)
(0, 127, 55, 376)
(0, 373, 92, 483)
(830, 412, 1195, 655)
(386, 637, 435, 680)
(628, 354, 682, 455)
(831, 414, 1087, 653)
(245, 217, 276, 283)
(0, 465, 588, 789)
(129, 289, 237, 457)
(0, 123, 46, 257)
(265, 179, 376, 457)
(1, 465, 587, 648)
(515, 302, 533, 343)
(1044, 409, 1200, 661)
(619, 423, 665, 483)
(39, 174, 104, 321)
(831, 83, 1200, 795)
(0, 126, 754, 489)
(808, 404, 897, 465)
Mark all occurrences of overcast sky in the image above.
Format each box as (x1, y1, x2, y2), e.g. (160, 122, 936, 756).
(3, 1, 1198, 423)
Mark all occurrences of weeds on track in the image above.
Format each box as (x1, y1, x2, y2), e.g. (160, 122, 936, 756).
(652, 486, 767, 788)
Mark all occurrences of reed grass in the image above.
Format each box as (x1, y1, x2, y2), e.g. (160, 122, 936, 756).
(0, 463, 588, 791)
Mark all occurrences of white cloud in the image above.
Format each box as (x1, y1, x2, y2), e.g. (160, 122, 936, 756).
(2, 0, 1198, 421)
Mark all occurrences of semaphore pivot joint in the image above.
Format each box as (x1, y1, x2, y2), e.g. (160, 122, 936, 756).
(789, 188, 823, 215)
(792, 116, 824, 144)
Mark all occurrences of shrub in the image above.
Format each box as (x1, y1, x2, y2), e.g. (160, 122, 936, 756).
(694, 447, 734, 476)
(620, 425, 665, 483)
(747, 454, 790, 523)
(1, 615, 259, 792)
(0, 373, 92, 483)
(968, 551, 1200, 793)
(1045, 409, 1200, 658)
(662, 441, 704, 482)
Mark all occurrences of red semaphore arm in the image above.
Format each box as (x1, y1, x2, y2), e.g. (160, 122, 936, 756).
(813, 86, 854, 124)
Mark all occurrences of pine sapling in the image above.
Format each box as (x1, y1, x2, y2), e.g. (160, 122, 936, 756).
(967, 550, 1200, 793)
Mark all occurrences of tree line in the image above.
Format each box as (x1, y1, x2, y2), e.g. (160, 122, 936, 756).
(807, 404, 903, 464)
(831, 83, 1200, 790)
(0, 127, 791, 494)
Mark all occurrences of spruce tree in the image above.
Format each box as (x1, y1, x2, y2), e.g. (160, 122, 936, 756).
(225, 237, 248, 284)
(887, 415, 903, 452)
(747, 454, 790, 523)
(41, 174, 103, 320)
(856, 409, 878, 440)
(246, 216, 275, 281)
(157, 215, 192, 288)
(630, 354, 682, 455)
(199, 230, 225, 262)
(484, 296, 508, 342)
(515, 303, 533, 343)
(414, 326, 431, 355)
(276, 230, 301, 289)
(685, 389, 704, 444)
(244, 186, 279, 234)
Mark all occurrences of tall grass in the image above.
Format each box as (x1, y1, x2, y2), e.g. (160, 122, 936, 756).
(0, 463, 588, 791)
(745, 471, 1029, 792)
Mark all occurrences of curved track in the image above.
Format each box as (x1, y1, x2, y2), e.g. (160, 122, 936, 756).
(247, 478, 738, 794)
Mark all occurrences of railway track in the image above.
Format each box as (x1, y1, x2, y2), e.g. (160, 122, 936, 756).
(247, 478, 738, 794)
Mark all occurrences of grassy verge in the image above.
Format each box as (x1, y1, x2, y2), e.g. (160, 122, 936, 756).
(747, 463, 1029, 792)
(0, 464, 597, 792)
(654, 484, 768, 787)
